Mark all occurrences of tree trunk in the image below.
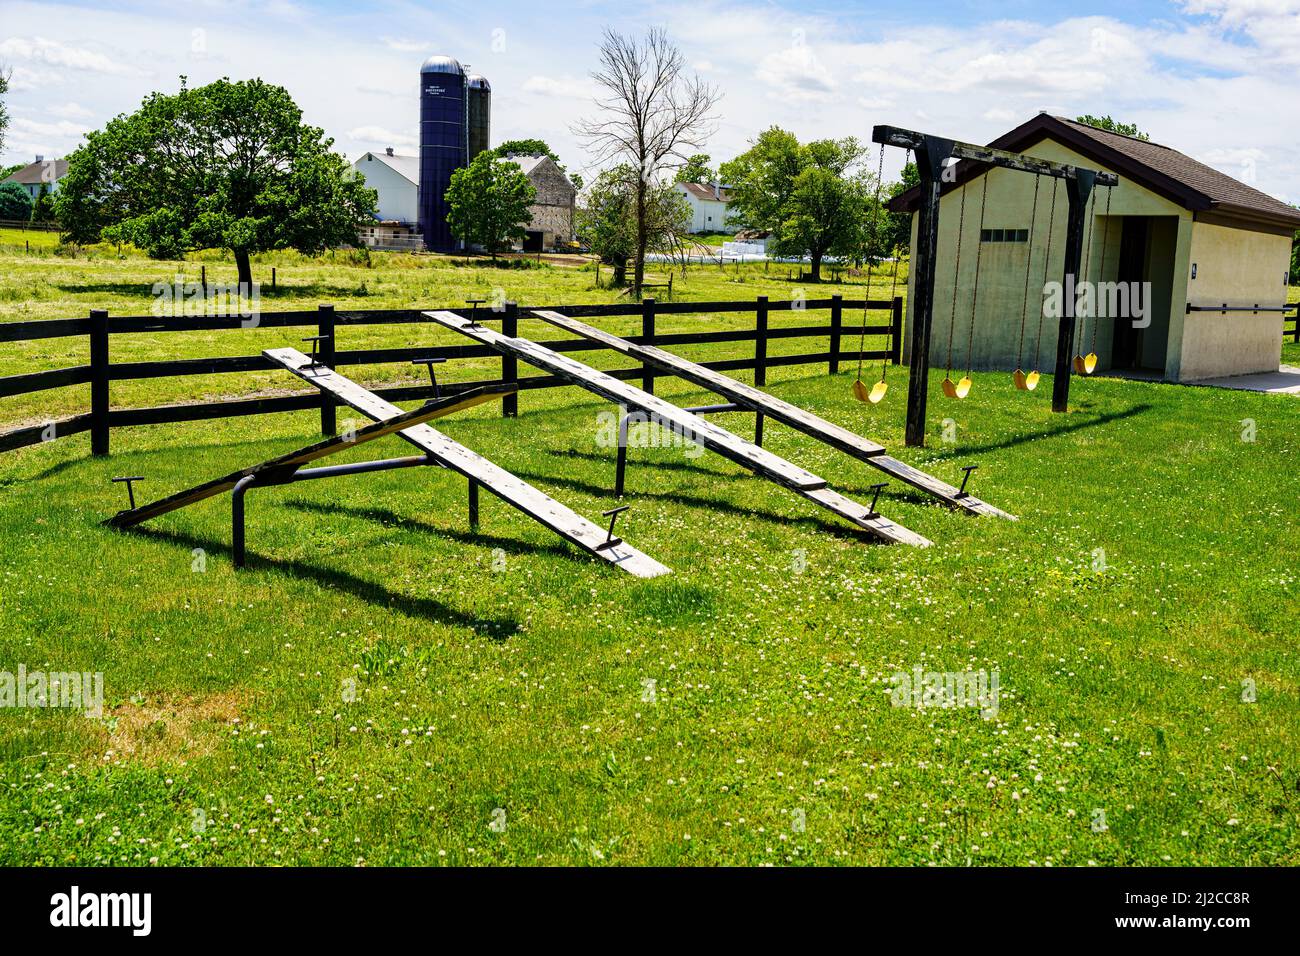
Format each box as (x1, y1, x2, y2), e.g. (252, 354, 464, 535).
(633, 170, 648, 298)
(613, 260, 627, 286)
(809, 252, 822, 282)
(234, 248, 253, 290)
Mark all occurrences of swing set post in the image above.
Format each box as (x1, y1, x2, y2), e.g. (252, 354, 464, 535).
(1052, 169, 1097, 414)
(901, 134, 953, 447)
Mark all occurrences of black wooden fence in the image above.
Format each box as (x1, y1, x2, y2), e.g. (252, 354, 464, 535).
(0, 295, 903, 456)
(1286, 302, 1299, 343)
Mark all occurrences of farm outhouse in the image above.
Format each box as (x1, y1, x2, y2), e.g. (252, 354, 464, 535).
(890, 114, 1300, 382)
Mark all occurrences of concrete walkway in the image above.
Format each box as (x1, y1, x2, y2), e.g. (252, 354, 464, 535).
(1186, 365, 1300, 395)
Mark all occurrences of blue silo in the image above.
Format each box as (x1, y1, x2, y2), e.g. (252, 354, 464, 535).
(419, 55, 468, 252)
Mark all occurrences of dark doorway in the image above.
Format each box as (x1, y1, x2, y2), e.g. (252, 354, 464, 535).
(523, 231, 544, 253)
(1111, 218, 1148, 370)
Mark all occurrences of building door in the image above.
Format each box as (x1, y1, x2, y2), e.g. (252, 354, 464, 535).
(523, 231, 544, 253)
(1111, 218, 1148, 370)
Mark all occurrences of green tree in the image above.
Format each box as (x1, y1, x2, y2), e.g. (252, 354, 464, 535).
(883, 160, 918, 256)
(0, 163, 23, 180)
(446, 152, 536, 258)
(55, 77, 375, 288)
(1075, 114, 1149, 141)
(0, 181, 31, 220)
(492, 139, 559, 162)
(722, 129, 870, 280)
(674, 154, 715, 185)
(0, 65, 9, 155)
(490, 139, 581, 189)
(577, 165, 690, 286)
(30, 183, 54, 223)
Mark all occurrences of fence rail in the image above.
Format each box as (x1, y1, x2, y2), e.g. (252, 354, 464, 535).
(1287, 302, 1299, 343)
(0, 295, 904, 456)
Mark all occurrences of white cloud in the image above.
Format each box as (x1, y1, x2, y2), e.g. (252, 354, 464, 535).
(521, 75, 597, 100)
(49, 102, 95, 120)
(0, 36, 147, 77)
(346, 125, 418, 148)
(756, 43, 835, 101)
(381, 36, 430, 53)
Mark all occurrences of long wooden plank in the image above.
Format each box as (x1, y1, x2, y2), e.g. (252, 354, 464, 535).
(425, 310, 826, 492)
(425, 312, 931, 547)
(105, 385, 512, 529)
(265, 347, 669, 578)
(534, 310, 1014, 520)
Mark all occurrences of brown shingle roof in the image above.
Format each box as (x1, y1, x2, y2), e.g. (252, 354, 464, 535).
(2, 159, 68, 186)
(679, 181, 732, 202)
(889, 114, 1300, 230)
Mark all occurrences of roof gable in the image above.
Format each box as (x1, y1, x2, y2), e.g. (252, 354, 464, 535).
(889, 114, 1300, 230)
(2, 159, 68, 186)
(356, 151, 419, 186)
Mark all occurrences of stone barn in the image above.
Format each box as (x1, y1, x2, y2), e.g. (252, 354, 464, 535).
(502, 154, 577, 251)
(889, 114, 1300, 383)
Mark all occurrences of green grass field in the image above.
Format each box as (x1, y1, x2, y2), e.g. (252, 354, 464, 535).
(1, 244, 1298, 866)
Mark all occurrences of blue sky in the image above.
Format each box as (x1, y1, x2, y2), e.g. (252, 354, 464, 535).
(3, 0, 1298, 203)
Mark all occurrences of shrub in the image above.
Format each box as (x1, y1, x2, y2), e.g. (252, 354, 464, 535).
(0, 182, 32, 221)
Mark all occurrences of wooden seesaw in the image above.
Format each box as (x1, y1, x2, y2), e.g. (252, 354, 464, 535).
(425, 310, 936, 547)
(531, 310, 1014, 521)
(104, 347, 670, 578)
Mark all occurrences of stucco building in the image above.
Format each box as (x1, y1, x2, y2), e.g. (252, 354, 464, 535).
(890, 114, 1300, 382)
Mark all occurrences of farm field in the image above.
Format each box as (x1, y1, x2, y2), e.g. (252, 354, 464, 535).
(1, 246, 1299, 866)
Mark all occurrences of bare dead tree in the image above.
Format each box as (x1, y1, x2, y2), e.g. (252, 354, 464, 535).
(574, 28, 719, 296)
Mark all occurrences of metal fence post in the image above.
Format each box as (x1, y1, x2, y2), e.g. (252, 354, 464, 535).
(90, 308, 109, 456)
(502, 302, 519, 417)
(318, 304, 336, 436)
(754, 295, 769, 387)
(641, 297, 656, 394)
(829, 294, 842, 375)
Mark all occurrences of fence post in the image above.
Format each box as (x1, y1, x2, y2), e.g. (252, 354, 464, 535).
(90, 308, 109, 456)
(890, 295, 904, 364)
(754, 295, 769, 387)
(502, 302, 519, 417)
(829, 294, 842, 375)
(641, 297, 656, 394)
(318, 304, 336, 436)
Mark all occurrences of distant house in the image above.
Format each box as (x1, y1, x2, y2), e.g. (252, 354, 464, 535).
(500, 154, 576, 251)
(1, 157, 68, 201)
(350, 148, 422, 250)
(676, 181, 738, 234)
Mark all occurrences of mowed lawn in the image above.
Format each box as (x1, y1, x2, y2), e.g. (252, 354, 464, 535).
(0, 245, 1298, 866)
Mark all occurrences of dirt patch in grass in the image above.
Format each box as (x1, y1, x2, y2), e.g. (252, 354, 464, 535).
(93, 691, 243, 766)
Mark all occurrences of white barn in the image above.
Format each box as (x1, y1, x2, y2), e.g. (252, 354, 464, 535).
(351, 149, 422, 250)
(676, 181, 739, 234)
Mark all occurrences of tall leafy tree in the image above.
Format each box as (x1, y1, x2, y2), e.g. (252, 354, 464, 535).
(30, 183, 54, 223)
(446, 152, 536, 258)
(0, 65, 9, 156)
(490, 140, 581, 189)
(1075, 114, 1149, 141)
(722, 129, 871, 280)
(577, 165, 690, 286)
(674, 154, 715, 185)
(55, 77, 375, 288)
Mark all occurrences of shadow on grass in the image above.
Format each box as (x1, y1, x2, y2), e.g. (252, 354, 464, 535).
(509, 465, 892, 543)
(542, 446, 934, 508)
(123, 525, 520, 641)
(925, 403, 1154, 460)
(281, 499, 574, 561)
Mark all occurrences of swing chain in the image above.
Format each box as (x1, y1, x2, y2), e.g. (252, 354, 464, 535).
(857, 144, 890, 383)
(1017, 174, 1042, 368)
